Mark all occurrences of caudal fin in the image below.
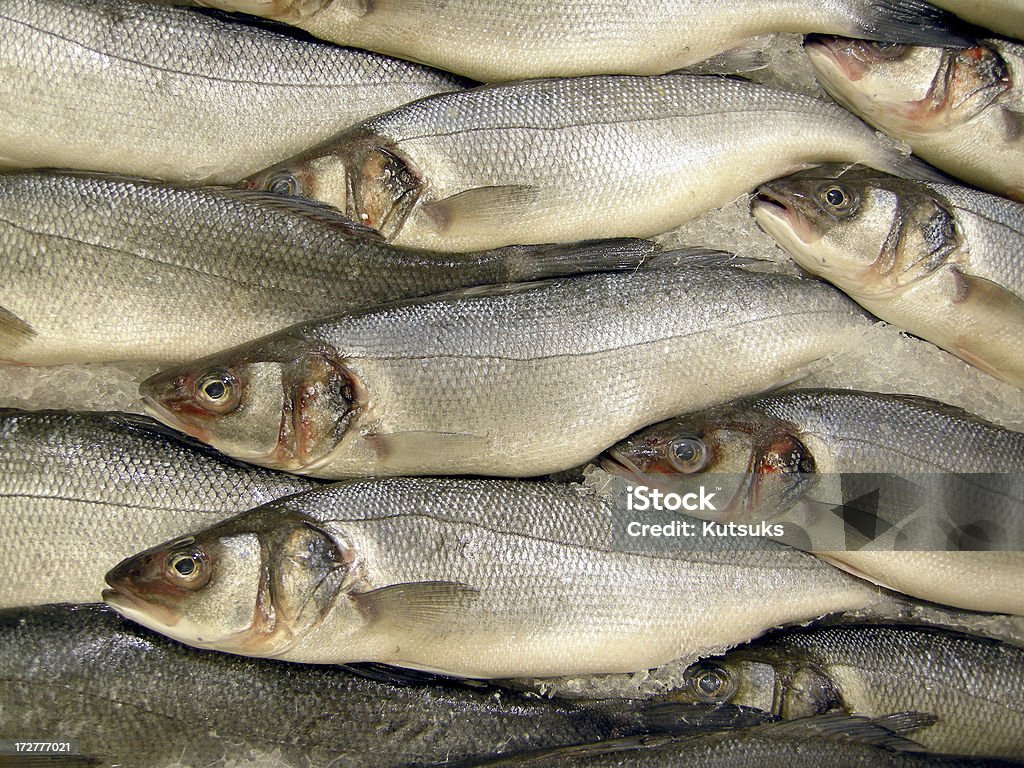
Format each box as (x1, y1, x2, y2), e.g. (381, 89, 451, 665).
(854, 0, 975, 48)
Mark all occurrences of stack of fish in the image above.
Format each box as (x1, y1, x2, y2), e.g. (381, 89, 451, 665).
(1, 0, 1023, 765)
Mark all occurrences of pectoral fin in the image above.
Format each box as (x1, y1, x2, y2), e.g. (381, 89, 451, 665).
(1001, 108, 1024, 143)
(0, 307, 36, 358)
(354, 581, 480, 633)
(421, 185, 539, 237)
(945, 269, 1024, 386)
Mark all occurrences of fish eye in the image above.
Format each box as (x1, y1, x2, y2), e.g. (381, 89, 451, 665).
(687, 663, 736, 703)
(194, 369, 240, 414)
(668, 437, 708, 473)
(819, 184, 857, 217)
(267, 172, 299, 196)
(164, 549, 210, 590)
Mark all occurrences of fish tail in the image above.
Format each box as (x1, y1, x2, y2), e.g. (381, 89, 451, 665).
(854, 0, 975, 48)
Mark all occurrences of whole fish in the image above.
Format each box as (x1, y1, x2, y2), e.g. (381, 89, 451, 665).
(465, 714, 1022, 767)
(663, 624, 1024, 759)
(0, 171, 658, 365)
(930, 0, 1024, 39)
(0, 0, 465, 183)
(602, 388, 1024, 614)
(0, 604, 723, 768)
(193, 0, 967, 81)
(244, 73, 937, 252)
(0, 409, 318, 608)
(103, 478, 890, 678)
(752, 165, 1024, 387)
(138, 265, 868, 478)
(804, 36, 1024, 200)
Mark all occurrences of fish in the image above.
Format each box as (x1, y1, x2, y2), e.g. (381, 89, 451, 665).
(190, 0, 969, 81)
(0, 409, 319, 608)
(137, 264, 868, 478)
(243, 73, 940, 252)
(463, 713, 1022, 766)
(0, 171, 662, 365)
(804, 36, 1024, 200)
(927, 1, 1024, 43)
(0, 0, 466, 184)
(103, 477, 891, 678)
(601, 388, 1024, 614)
(0, 603, 735, 768)
(751, 164, 1024, 387)
(662, 624, 1024, 759)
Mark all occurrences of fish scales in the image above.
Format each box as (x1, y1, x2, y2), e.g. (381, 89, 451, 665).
(0, 0, 465, 183)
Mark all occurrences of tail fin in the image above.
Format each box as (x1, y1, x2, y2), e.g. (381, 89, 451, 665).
(855, 0, 974, 48)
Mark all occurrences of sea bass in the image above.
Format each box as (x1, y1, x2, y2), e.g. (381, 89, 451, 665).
(103, 478, 890, 678)
(752, 165, 1024, 387)
(805, 36, 1024, 200)
(602, 388, 1024, 614)
(0, 409, 318, 608)
(0, 171, 659, 365)
(0, 604, 720, 768)
(138, 265, 868, 478)
(192, 0, 967, 81)
(244, 73, 937, 252)
(664, 624, 1024, 759)
(465, 715, 1021, 767)
(0, 0, 465, 183)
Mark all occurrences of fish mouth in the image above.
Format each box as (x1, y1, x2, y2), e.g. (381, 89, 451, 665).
(139, 394, 214, 445)
(804, 35, 868, 82)
(102, 585, 181, 631)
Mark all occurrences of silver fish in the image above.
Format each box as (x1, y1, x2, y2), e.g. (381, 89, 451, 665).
(805, 36, 1024, 200)
(137, 265, 868, 478)
(193, 0, 967, 81)
(0, 603, 717, 768)
(0, 0, 465, 183)
(0, 409, 318, 608)
(0, 171, 659, 365)
(103, 478, 889, 678)
(669, 624, 1024, 759)
(752, 164, 1024, 387)
(602, 388, 1024, 614)
(245, 73, 937, 252)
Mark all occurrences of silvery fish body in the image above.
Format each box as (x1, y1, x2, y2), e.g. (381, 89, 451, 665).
(103, 478, 888, 678)
(0, 171, 656, 364)
(0, 604, 692, 768)
(139, 266, 868, 478)
(682, 624, 1024, 758)
(603, 388, 1024, 614)
(0, 409, 318, 608)
(197, 0, 966, 81)
(753, 165, 1024, 387)
(806, 37, 1024, 200)
(0, 0, 465, 183)
(246, 74, 933, 252)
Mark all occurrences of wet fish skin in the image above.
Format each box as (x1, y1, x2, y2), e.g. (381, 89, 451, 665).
(0, 171, 659, 365)
(0, 0, 466, 183)
(0, 603, 704, 768)
(103, 477, 889, 678)
(138, 266, 868, 478)
(245, 73, 935, 252)
(752, 164, 1024, 387)
(668, 624, 1024, 759)
(0, 409, 319, 608)
(805, 36, 1024, 200)
(465, 714, 1022, 767)
(602, 388, 1024, 614)
(194, 0, 968, 81)
(929, 1, 1024, 41)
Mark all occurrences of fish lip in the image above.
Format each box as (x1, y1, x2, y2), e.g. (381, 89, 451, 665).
(599, 449, 645, 482)
(752, 187, 791, 217)
(140, 393, 214, 445)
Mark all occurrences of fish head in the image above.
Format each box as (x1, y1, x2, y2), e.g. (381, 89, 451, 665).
(244, 132, 422, 239)
(805, 36, 1010, 135)
(601, 406, 816, 523)
(754, 165, 961, 298)
(140, 334, 361, 473)
(103, 505, 355, 656)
